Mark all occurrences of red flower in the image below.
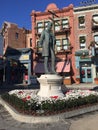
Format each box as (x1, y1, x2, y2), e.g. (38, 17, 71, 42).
(18, 91, 23, 94)
(50, 96, 58, 99)
(26, 96, 31, 100)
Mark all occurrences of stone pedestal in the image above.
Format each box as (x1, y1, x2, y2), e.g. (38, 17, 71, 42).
(37, 74, 64, 98)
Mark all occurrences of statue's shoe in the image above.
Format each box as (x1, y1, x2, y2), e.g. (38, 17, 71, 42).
(51, 70, 58, 74)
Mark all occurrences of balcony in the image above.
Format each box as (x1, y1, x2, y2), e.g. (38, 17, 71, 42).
(54, 26, 71, 35)
(56, 45, 73, 55)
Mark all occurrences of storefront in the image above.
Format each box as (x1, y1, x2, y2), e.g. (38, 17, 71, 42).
(5, 48, 32, 85)
(75, 49, 95, 83)
(80, 62, 93, 83)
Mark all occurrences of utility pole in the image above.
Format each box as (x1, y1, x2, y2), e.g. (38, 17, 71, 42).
(48, 10, 59, 34)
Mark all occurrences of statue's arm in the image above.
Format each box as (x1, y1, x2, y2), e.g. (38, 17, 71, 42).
(52, 33, 56, 45)
(39, 30, 45, 45)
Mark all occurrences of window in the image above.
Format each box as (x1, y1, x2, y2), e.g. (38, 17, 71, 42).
(15, 32, 19, 39)
(62, 38, 70, 50)
(62, 19, 69, 29)
(94, 35, 98, 48)
(56, 39, 61, 51)
(37, 22, 43, 27)
(79, 36, 86, 49)
(30, 38, 32, 47)
(54, 20, 60, 31)
(78, 16, 85, 28)
(44, 21, 49, 29)
(92, 14, 98, 25)
(37, 22, 43, 33)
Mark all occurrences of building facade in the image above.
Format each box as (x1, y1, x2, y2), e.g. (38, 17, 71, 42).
(0, 32, 4, 85)
(1, 21, 32, 84)
(31, 3, 75, 83)
(31, 3, 98, 84)
(74, 4, 98, 83)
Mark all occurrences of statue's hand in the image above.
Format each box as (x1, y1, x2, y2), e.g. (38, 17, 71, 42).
(38, 41, 43, 48)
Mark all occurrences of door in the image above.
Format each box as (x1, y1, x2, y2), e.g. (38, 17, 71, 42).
(80, 67, 92, 83)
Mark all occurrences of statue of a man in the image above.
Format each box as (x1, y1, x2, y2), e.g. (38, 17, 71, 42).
(39, 21, 56, 74)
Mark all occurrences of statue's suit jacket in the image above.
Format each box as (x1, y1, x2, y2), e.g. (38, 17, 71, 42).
(39, 29, 55, 57)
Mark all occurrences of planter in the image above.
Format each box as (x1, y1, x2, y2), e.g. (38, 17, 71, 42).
(63, 77, 71, 85)
(76, 78, 80, 84)
(94, 78, 98, 84)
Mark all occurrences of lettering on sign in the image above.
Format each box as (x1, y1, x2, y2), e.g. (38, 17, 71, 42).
(19, 55, 29, 60)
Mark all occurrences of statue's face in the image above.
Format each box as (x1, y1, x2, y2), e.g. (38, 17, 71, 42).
(47, 22, 52, 30)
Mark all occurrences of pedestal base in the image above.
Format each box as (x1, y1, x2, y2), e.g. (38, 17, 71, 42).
(37, 74, 64, 98)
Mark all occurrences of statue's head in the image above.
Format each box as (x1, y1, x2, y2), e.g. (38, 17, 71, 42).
(47, 21, 53, 31)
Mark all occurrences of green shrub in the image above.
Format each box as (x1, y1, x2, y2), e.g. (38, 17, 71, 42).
(1, 92, 98, 115)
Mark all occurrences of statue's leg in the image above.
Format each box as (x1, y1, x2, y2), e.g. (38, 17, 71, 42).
(44, 56, 50, 74)
(51, 50, 56, 74)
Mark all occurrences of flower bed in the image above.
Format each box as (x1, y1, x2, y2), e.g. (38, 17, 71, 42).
(1, 89, 98, 116)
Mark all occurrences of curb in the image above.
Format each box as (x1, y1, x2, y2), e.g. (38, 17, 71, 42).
(0, 97, 64, 123)
(0, 97, 98, 123)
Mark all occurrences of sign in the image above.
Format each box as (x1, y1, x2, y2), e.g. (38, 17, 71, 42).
(19, 55, 29, 60)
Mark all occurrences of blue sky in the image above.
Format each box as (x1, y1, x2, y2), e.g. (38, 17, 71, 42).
(0, 0, 98, 29)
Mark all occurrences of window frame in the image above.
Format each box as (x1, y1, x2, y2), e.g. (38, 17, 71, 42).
(56, 39, 62, 51)
(30, 38, 32, 47)
(15, 32, 19, 39)
(62, 38, 70, 50)
(54, 20, 61, 31)
(62, 18, 69, 29)
(78, 16, 85, 28)
(94, 35, 98, 48)
(37, 22, 43, 33)
(79, 36, 86, 49)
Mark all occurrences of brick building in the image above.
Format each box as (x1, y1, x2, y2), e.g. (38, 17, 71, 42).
(1, 21, 32, 84)
(0, 32, 4, 85)
(74, 4, 98, 83)
(31, 3, 75, 84)
(1, 21, 32, 53)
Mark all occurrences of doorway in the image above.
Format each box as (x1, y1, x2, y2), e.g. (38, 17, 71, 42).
(80, 66, 92, 83)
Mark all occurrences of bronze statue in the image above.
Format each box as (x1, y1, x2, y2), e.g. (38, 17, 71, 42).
(39, 21, 56, 74)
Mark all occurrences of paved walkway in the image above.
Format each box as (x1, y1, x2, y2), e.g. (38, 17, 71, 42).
(0, 104, 70, 130)
(69, 111, 98, 130)
(1, 102, 98, 130)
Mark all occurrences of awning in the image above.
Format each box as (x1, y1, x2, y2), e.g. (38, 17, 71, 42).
(34, 60, 71, 73)
(56, 60, 70, 72)
(75, 49, 89, 56)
